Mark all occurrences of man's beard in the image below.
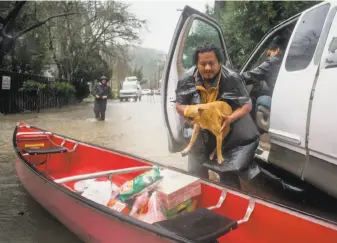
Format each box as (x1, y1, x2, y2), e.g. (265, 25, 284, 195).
(203, 77, 215, 83)
(202, 71, 219, 83)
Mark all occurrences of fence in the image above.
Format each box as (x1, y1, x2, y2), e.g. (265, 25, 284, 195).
(0, 70, 77, 114)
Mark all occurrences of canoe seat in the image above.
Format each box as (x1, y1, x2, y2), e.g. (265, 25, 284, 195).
(154, 208, 237, 243)
(23, 147, 68, 155)
(23, 142, 78, 173)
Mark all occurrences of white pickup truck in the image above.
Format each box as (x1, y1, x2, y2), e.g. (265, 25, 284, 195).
(119, 77, 142, 102)
(161, 2, 337, 199)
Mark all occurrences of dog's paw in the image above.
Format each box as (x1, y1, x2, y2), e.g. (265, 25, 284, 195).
(181, 151, 188, 157)
(217, 157, 224, 165)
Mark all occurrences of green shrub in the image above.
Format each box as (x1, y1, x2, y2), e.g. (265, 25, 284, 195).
(19, 80, 46, 93)
(53, 82, 76, 98)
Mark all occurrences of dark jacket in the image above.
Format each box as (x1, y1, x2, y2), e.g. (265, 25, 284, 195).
(175, 65, 260, 179)
(175, 65, 252, 110)
(240, 53, 284, 96)
(91, 83, 112, 100)
(175, 65, 259, 150)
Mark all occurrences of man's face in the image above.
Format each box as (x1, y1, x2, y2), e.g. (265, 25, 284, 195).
(197, 51, 221, 81)
(266, 47, 280, 58)
(101, 79, 107, 85)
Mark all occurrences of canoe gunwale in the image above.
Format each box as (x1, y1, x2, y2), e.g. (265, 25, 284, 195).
(12, 123, 337, 239)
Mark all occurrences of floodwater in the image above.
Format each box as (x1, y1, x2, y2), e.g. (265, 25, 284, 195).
(1, 96, 337, 243)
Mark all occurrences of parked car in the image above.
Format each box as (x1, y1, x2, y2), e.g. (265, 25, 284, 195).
(141, 89, 152, 95)
(154, 89, 161, 95)
(161, 2, 337, 199)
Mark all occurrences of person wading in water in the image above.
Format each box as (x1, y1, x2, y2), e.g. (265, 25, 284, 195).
(91, 76, 112, 121)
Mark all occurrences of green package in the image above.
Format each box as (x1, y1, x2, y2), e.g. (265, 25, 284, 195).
(119, 167, 162, 202)
(164, 199, 191, 218)
(164, 199, 198, 219)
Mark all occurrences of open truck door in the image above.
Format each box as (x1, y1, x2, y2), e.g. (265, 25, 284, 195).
(161, 5, 232, 153)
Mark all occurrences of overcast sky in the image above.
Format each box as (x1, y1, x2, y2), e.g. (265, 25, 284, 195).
(127, 0, 214, 53)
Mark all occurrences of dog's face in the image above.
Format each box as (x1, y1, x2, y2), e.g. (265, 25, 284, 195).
(185, 107, 206, 125)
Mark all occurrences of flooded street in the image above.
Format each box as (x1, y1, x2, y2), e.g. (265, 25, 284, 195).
(1, 96, 337, 243)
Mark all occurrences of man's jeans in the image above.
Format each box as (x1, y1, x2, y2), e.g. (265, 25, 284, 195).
(256, 95, 272, 111)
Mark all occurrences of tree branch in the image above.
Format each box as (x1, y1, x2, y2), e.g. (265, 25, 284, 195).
(3, 1, 26, 26)
(14, 12, 77, 39)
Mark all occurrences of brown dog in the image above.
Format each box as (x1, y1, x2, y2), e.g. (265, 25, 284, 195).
(181, 101, 233, 165)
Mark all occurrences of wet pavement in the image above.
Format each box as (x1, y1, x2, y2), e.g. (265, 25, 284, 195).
(1, 95, 337, 243)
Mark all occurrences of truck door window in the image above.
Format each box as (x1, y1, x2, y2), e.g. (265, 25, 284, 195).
(325, 27, 337, 69)
(243, 24, 295, 72)
(182, 19, 223, 70)
(285, 4, 330, 72)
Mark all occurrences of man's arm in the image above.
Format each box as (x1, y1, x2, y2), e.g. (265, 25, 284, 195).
(175, 76, 200, 117)
(176, 103, 187, 116)
(221, 101, 252, 132)
(240, 59, 272, 85)
(91, 84, 99, 97)
(229, 103, 252, 121)
(221, 100, 252, 132)
(219, 69, 253, 131)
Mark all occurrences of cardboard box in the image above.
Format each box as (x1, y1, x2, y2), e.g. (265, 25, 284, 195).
(156, 169, 201, 210)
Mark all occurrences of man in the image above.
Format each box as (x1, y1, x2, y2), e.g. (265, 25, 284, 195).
(91, 76, 112, 121)
(175, 42, 260, 188)
(240, 36, 285, 111)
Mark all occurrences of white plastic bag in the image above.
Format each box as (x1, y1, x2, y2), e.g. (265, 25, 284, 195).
(129, 191, 150, 217)
(142, 192, 166, 224)
(74, 179, 95, 193)
(110, 182, 120, 200)
(81, 180, 112, 206)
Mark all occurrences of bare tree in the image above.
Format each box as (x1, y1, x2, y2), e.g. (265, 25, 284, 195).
(0, 1, 146, 82)
(0, 1, 76, 64)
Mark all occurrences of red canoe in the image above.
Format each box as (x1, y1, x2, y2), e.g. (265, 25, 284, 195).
(13, 122, 337, 243)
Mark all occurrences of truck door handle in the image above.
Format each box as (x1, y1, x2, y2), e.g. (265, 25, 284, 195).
(169, 96, 176, 103)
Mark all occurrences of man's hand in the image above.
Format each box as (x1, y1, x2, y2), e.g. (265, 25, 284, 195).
(102, 96, 107, 99)
(220, 115, 233, 133)
(219, 103, 252, 132)
(96, 95, 100, 99)
(176, 103, 187, 117)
